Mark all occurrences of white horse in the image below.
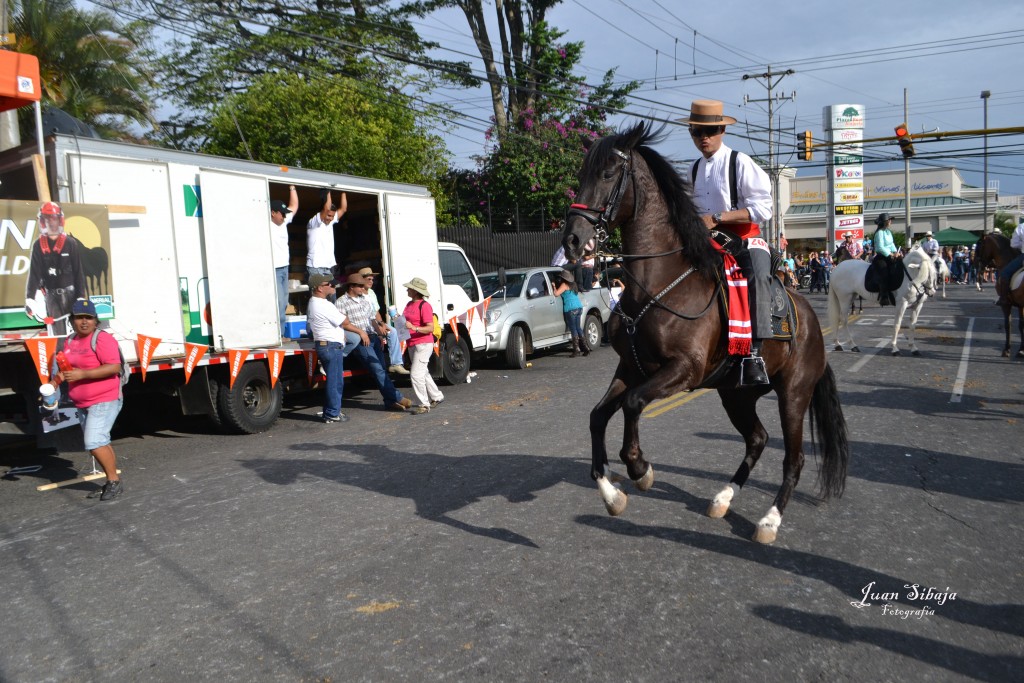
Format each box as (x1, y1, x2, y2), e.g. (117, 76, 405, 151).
(828, 245, 937, 356)
(932, 256, 951, 298)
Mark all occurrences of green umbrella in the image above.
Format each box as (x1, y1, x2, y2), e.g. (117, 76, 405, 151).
(932, 227, 981, 246)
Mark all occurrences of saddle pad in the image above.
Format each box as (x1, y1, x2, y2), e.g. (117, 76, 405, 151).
(769, 278, 796, 340)
(864, 258, 906, 294)
(1012, 268, 1024, 291)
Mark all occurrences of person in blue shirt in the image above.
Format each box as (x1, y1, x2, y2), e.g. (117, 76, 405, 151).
(552, 269, 588, 357)
(872, 213, 898, 306)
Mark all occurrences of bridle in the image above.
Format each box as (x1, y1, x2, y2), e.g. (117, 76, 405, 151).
(564, 146, 718, 377)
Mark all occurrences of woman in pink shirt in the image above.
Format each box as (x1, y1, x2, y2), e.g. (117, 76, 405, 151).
(52, 298, 125, 501)
(402, 278, 444, 415)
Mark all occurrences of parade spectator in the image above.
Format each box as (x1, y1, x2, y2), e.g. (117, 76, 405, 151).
(820, 252, 833, 293)
(25, 201, 87, 336)
(270, 186, 298, 339)
(306, 190, 347, 281)
(354, 266, 408, 375)
(307, 274, 361, 423)
(809, 252, 822, 293)
(401, 277, 444, 415)
(580, 252, 596, 292)
(552, 269, 588, 357)
(51, 298, 125, 500)
(335, 274, 413, 412)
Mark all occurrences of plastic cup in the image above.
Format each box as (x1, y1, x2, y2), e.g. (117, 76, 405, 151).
(39, 383, 57, 410)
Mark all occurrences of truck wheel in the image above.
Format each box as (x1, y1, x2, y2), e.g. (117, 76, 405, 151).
(215, 362, 283, 434)
(440, 332, 471, 385)
(504, 325, 527, 369)
(584, 313, 602, 351)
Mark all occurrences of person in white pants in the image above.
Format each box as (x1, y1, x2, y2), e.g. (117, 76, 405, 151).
(401, 277, 445, 415)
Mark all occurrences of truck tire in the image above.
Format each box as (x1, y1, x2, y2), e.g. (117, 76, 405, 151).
(439, 332, 471, 385)
(584, 313, 602, 351)
(215, 361, 283, 434)
(504, 325, 528, 369)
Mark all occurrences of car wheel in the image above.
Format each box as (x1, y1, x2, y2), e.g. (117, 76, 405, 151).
(505, 325, 527, 369)
(440, 332, 471, 385)
(584, 313, 602, 351)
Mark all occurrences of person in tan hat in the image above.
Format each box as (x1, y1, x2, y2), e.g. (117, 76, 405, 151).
(681, 99, 773, 385)
(401, 276, 444, 414)
(920, 229, 940, 267)
(335, 273, 413, 412)
(352, 265, 408, 374)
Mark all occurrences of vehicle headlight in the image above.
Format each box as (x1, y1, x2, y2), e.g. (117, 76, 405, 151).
(486, 309, 503, 324)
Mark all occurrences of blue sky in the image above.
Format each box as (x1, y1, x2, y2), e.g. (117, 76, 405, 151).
(412, 0, 1024, 196)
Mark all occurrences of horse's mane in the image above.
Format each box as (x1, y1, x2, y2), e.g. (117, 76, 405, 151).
(584, 121, 720, 282)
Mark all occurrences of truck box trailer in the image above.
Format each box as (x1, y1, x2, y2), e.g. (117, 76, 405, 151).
(0, 135, 487, 439)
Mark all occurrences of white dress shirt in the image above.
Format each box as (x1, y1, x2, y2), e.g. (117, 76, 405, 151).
(691, 143, 773, 224)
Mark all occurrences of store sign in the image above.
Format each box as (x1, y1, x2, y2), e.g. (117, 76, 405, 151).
(834, 154, 862, 165)
(834, 181, 863, 190)
(829, 104, 865, 130)
(835, 204, 864, 216)
(837, 216, 864, 229)
(835, 192, 863, 204)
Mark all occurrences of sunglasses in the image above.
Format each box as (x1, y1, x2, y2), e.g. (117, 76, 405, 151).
(689, 126, 724, 138)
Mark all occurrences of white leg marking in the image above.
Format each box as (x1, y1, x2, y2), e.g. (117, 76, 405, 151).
(753, 505, 782, 544)
(707, 483, 737, 518)
(597, 476, 628, 516)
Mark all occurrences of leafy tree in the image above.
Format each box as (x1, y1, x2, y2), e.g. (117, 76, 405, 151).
(994, 211, 1015, 238)
(11, 0, 156, 139)
(203, 72, 450, 207)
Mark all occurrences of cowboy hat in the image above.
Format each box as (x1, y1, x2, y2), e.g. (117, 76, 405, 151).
(341, 273, 370, 289)
(676, 99, 737, 126)
(842, 232, 854, 238)
(403, 277, 430, 298)
(924, 231, 933, 237)
(874, 213, 892, 226)
(357, 266, 379, 277)
(559, 268, 575, 283)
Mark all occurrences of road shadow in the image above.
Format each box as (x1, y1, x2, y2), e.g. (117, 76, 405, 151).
(239, 444, 592, 548)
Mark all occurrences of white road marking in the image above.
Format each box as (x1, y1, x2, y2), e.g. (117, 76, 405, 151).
(950, 317, 975, 404)
(847, 338, 889, 373)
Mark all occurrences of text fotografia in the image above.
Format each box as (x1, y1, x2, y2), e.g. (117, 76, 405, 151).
(850, 582, 957, 619)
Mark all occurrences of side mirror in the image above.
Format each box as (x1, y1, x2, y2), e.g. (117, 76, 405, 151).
(527, 287, 541, 299)
(497, 267, 506, 288)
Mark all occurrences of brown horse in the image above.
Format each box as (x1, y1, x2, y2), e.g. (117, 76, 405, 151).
(974, 232, 1024, 358)
(562, 123, 848, 544)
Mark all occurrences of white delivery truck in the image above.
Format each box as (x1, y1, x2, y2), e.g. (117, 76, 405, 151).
(0, 135, 487, 440)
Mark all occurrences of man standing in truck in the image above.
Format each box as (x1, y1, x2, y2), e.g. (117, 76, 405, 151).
(24, 201, 87, 336)
(306, 189, 347, 283)
(270, 185, 299, 339)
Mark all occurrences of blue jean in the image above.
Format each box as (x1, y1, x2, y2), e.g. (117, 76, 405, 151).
(1000, 253, 1024, 283)
(317, 342, 346, 418)
(79, 397, 123, 450)
(563, 308, 583, 337)
(275, 266, 289, 336)
(385, 327, 402, 366)
(352, 336, 403, 406)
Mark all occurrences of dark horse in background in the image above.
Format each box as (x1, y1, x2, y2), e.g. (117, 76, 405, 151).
(562, 123, 849, 544)
(974, 232, 1024, 358)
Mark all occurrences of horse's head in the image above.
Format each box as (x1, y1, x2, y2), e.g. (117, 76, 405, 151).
(562, 123, 649, 261)
(973, 233, 1007, 269)
(906, 245, 937, 297)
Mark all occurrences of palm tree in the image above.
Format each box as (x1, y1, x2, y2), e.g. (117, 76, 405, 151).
(11, 0, 156, 139)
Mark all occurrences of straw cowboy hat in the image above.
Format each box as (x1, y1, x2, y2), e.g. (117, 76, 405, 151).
(924, 231, 933, 237)
(677, 99, 737, 126)
(403, 277, 430, 298)
(357, 266, 379, 277)
(341, 273, 370, 289)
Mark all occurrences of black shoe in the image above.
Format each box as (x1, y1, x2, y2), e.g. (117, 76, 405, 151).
(320, 412, 349, 423)
(100, 479, 124, 501)
(740, 356, 770, 386)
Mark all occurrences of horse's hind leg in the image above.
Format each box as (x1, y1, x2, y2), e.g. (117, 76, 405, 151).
(591, 366, 630, 515)
(707, 388, 770, 519)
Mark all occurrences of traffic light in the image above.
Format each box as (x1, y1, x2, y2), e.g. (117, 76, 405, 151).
(895, 122, 915, 158)
(797, 129, 813, 161)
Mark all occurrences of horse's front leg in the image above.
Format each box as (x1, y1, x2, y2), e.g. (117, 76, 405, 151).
(1001, 306, 1012, 358)
(590, 364, 630, 514)
(890, 298, 915, 356)
(1016, 307, 1024, 358)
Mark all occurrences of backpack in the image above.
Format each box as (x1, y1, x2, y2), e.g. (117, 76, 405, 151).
(57, 329, 130, 389)
(418, 301, 443, 341)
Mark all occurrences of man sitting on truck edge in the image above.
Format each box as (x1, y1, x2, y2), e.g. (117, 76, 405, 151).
(271, 186, 299, 340)
(335, 273, 413, 413)
(354, 266, 409, 375)
(307, 274, 362, 423)
(306, 190, 347, 286)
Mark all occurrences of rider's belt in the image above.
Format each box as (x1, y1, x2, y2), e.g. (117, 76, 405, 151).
(716, 222, 761, 240)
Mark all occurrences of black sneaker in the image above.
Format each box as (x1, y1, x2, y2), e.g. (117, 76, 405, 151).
(322, 412, 349, 423)
(100, 479, 124, 501)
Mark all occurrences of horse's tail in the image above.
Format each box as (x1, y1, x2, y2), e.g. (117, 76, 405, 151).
(808, 363, 849, 499)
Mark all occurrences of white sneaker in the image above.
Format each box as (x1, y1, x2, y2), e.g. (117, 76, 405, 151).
(389, 364, 410, 375)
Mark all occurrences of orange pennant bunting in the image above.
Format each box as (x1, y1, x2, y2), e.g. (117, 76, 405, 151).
(481, 296, 491, 319)
(266, 349, 286, 388)
(227, 349, 250, 389)
(302, 350, 317, 386)
(182, 343, 208, 385)
(448, 317, 459, 342)
(433, 341, 440, 357)
(24, 337, 59, 385)
(135, 334, 162, 382)
(466, 307, 475, 329)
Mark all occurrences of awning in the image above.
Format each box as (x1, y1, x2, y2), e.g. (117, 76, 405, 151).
(932, 227, 980, 246)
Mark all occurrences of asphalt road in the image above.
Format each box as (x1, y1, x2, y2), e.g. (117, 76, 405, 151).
(1, 283, 1021, 682)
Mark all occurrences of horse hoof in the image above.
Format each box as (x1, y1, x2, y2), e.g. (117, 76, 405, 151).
(892, 350, 901, 356)
(1017, 351, 1024, 359)
(833, 345, 843, 352)
(597, 476, 628, 516)
(851, 346, 860, 353)
(1003, 350, 1011, 358)
(635, 465, 654, 491)
(707, 502, 729, 518)
(752, 525, 778, 544)
(912, 350, 921, 357)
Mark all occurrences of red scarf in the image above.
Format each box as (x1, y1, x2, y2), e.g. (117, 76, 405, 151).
(708, 238, 752, 355)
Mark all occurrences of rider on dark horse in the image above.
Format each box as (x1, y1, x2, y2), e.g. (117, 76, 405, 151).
(684, 99, 773, 386)
(996, 217, 1024, 306)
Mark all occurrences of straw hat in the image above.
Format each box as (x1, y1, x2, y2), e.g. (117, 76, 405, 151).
(676, 100, 737, 126)
(403, 277, 430, 298)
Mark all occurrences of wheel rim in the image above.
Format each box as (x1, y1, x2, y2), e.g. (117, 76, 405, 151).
(242, 380, 271, 418)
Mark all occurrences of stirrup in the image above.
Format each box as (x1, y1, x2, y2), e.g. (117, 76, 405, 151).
(740, 354, 770, 386)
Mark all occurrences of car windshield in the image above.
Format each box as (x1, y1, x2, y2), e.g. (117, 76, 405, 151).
(480, 273, 527, 298)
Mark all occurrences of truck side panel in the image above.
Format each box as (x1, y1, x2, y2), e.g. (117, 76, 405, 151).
(383, 194, 441, 312)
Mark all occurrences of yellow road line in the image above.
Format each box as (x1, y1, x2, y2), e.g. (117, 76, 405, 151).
(644, 388, 712, 418)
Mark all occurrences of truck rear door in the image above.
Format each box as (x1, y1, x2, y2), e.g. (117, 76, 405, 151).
(383, 194, 441, 311)
(198, 169, 279, 349)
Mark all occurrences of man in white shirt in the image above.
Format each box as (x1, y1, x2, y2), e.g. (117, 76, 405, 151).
(306, 190, 348, 281)
(270, 186, 298, 339)
(307, 274, 362, 423)
(996, 218, 1024, 306)
(355, 266, 408, 374)
(683, 99, 773, 385)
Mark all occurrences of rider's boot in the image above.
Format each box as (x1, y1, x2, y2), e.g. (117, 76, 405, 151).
(580, 335, 591, 356)
(740, 342, 770, 387)
(570, 336, 580, 357)
(996, 278, 1009, 307)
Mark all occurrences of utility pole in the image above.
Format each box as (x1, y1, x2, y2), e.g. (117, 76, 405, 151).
(0, 0, 18, 151)
(743, 66, 794, 249)
(981, 90, 991, 233)
(903, 89, 913, 245)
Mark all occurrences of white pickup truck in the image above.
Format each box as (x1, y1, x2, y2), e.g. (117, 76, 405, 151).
(478, 267, 613, 369)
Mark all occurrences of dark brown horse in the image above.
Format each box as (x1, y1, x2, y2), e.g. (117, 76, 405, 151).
(562, 123, 848, 544)
(974, 232, 1024, 358)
